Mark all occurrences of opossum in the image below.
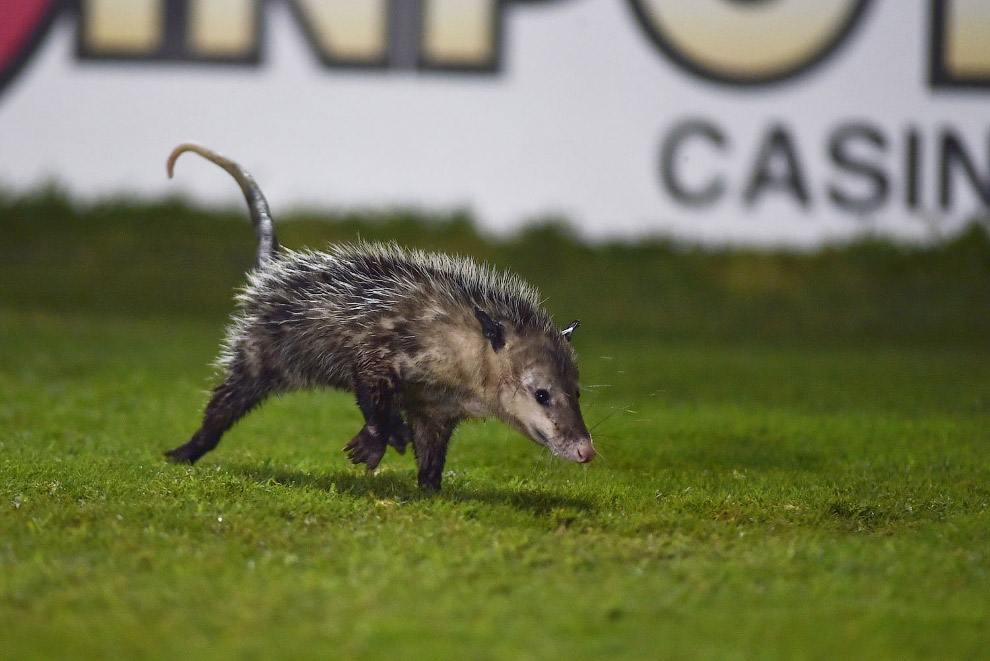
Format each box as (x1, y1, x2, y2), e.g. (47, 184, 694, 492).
(163, 143, 594, 491)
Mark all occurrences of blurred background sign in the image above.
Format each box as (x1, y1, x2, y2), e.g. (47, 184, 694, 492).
(0, 0, 987, 245)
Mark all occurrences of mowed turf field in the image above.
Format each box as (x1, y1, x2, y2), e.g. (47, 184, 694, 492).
(1, 190, 988, 659)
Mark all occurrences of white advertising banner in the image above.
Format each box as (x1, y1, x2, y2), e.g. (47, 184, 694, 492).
(0, 0, 988, 245)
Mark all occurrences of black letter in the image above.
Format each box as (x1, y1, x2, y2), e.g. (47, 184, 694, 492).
(828, 123, 889, 214)
(627, 0, 873, 87)
(660, 120, 727, 207)
(744, 124, 811, 208)
(905, 126, 923, 210)
(939, 129, 990, 210)
(930, 1, 990, 89)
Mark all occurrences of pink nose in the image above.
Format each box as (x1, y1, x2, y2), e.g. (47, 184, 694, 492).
(575, 444, 596, 463)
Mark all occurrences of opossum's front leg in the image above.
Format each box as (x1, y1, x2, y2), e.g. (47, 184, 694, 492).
(344, 372, 397, 471)
(409, 414, 459, 491)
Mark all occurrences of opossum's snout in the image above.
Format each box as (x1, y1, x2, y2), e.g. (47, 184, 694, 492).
(551, 433, 596, 463)
(529, 427, 595, 462)
(574, 440, 596, 463)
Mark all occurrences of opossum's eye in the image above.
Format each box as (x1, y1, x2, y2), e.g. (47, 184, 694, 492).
(535, 389, 551, 406)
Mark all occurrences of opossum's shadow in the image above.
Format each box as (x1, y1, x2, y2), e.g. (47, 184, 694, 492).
(230, 464, 595, 514)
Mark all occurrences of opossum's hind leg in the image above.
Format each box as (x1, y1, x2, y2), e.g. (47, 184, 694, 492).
(409, 415, 459, 491)
(386, 406, 411, 454)
(343, 372, 398, 471)
(165, 367, 272, 464)
(345, 406, 409, 470)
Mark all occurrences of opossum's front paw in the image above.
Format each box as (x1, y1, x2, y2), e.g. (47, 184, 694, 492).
(344, 427, 386, 471)
(417, 472, 443, 492)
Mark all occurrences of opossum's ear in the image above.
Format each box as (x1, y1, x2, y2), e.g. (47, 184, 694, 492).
(474, 308, 506, 352)
(561, 320, 580, 342)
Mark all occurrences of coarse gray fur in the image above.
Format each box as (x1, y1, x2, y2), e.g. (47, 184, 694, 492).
(164, 143, 595, 490)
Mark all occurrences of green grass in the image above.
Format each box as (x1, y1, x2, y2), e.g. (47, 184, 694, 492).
(1, 189, 988, 658)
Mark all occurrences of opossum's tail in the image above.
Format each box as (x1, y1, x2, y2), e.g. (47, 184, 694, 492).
(167, 142, 279, 268)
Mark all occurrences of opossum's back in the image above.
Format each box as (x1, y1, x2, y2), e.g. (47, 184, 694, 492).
(242, 242, 550, 331)
(241, 247, 437, 326)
